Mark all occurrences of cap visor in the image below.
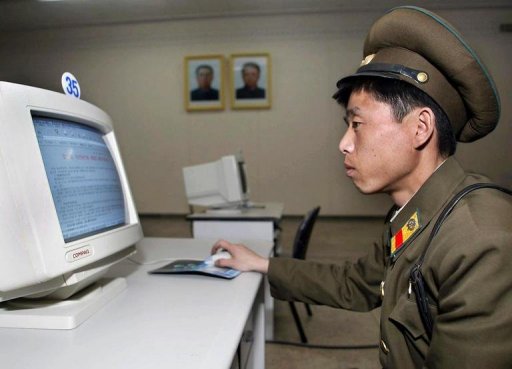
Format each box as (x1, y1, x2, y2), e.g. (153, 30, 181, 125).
(333, 71, 409, 100)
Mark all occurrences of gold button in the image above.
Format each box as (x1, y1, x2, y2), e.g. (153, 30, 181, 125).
(380, 339, 390, 354)
(380, 281, 385, 298)
(417, 72, 429, 83)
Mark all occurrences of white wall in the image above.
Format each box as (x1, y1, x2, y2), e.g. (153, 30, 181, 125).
(0, 8, 510, 215)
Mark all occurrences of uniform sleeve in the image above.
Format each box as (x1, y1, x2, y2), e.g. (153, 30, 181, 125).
(267, 241, 386, 312)
(423, 194, 512, 368)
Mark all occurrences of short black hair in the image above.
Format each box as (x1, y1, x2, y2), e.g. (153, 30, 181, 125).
(195, 64, 214, 75)
(242, 62, 261, 74)
(336, 77, 456, 157)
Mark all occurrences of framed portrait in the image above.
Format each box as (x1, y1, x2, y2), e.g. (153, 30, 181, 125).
(184, 55, 225, 111)
(230, 53, 271, 110)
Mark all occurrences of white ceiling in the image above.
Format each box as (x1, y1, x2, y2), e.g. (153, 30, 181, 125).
(1, 0, 511, 32)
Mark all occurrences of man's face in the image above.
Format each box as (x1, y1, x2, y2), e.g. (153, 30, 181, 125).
(339, 90, 419, 197)
(242, 66, 260, 89)
(196, 68, 213, 89)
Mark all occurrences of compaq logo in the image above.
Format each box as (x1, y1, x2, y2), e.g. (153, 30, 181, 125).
(66, 245, 93, 262)
(73, 249, 90, 259)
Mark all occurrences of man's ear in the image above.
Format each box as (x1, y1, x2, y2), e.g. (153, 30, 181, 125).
(413, 107, 436, 149)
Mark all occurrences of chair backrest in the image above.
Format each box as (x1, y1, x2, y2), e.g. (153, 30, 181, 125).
(291, 206, 321, 260)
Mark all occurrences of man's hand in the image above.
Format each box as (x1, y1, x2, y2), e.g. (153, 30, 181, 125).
(211, 239, 270, 274)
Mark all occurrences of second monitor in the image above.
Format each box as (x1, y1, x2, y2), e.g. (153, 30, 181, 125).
(183, 153, 250, 209)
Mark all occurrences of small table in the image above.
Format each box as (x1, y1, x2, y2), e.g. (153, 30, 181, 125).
(187, 202, 284, 244)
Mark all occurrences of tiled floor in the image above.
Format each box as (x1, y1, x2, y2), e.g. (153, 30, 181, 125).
(140, 215, 385, 369)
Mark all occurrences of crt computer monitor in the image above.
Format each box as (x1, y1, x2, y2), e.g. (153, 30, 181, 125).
(183, 153, 249, 209)
(0, 82, 143, 329)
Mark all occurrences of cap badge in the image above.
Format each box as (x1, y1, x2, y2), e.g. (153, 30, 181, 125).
(416, 72, 429, 83)
(390, 210, 421, 256)
(360, 54, 375, 66)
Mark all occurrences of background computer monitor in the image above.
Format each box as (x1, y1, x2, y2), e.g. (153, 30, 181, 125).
(183, 153, 250, 209)
(0, 82, 143, 329)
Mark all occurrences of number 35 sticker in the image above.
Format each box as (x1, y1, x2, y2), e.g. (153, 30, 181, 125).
(61, 72, 81, 99)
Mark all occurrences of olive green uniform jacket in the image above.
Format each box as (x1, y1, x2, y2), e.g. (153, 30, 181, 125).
(268, 158, 512, 369)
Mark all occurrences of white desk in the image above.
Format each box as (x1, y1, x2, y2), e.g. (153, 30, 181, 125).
(0, 237, 273, 369)
(187, 202, 284, 244)
(187, 202, 283, 340)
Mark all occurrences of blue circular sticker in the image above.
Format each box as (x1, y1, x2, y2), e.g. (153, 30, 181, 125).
(61, 72, 81, 99)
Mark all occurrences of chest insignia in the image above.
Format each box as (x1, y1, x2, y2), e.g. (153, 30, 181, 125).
(390, 210, 421, 256)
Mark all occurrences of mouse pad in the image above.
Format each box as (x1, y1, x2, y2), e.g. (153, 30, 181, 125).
(148, 259, 241, 279)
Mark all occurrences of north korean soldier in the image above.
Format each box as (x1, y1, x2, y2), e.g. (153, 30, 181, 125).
(212, 6, 512, 369)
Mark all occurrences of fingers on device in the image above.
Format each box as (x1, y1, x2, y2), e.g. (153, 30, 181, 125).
(204, 251, 232, 266)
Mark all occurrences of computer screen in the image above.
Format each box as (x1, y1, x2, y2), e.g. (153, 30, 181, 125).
(0, 82, 143, 329)
(34, 116, 126, 242)
(183, 153, 250, 208)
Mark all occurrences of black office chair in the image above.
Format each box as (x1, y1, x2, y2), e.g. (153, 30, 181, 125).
(288, 206, 321, 343)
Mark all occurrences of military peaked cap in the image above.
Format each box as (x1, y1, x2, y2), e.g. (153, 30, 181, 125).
(333, 6, 500, 142)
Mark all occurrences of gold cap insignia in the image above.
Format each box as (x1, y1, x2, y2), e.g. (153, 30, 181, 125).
(360, 54, 375, 66)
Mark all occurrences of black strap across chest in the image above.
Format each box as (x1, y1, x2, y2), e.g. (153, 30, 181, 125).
(409, 183, 512, 340)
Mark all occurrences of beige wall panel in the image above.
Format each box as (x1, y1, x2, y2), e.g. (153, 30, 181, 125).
(0, 9, 509, 215)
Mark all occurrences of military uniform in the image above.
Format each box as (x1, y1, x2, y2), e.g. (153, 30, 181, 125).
(268, 157, 512, 368)
(268, 6, 511, 369)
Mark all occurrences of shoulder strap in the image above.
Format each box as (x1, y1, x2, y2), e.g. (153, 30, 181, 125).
(409, 183, 512, 340)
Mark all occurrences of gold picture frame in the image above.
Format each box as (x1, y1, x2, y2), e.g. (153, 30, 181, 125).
(184, 55, 225, 111)
(230, 53, 271, 110)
